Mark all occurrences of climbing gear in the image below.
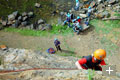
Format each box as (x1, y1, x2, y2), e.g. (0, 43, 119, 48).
(67, 13, 71, 17)
(47, 48, 55, 54)
(0, 68, 78, 74)
(94, 49, 106, 60)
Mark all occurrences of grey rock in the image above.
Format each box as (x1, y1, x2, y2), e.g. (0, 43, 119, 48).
(22, 16, 28, 21)
(38, 19, 45, 24)
(8, 14, 15, 21)
(38, 24, 44, 30)
(28, 12, 34, 18)
(116, 72, 120, 78)
(30, 24, 34, 29)
(22, 12, 27, 17)
(21, 21, 27, 26)
(44, 24, 52, 30)
(11, 20, 20, 28)
(1, 21, 7, 26)
(102, 11, 110, 18)
(7, 21, 13, 25)
(35, 3, 41, 8)
(79, 10, 86, 14)
(109, 0, 116, 4)
(12, 11, 18, 18)
(18, 16, 22, 21)
(97, 3, 105, 10)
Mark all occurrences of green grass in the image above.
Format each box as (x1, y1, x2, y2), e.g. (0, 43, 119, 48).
(90, 19, 120, 55)
(4, 24, 73, 36)
(114, 12, 120, 17)
(88, 69, 95, 80)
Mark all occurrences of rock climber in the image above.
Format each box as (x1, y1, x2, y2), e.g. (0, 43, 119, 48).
(75, 0, 80, 11)
(75, 49, 106, 71)
(54, 38, 62, 52)
(63, 13, 72, 28)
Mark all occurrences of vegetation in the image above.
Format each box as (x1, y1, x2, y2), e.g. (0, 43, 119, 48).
(0, 0, 55, 22)
(88, 69, 95, 80)
(90, 19, 120, 55)
(4, 24, 73, 36)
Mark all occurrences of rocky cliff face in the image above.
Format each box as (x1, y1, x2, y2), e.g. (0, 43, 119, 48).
(0, 48, 120, 80)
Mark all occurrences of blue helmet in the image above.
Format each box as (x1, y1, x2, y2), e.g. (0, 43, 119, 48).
(76, 0, 79, 2)
(77, 16, 80, 19)
(88, 6, 91, 9)
(67, 13, 71, 17)
(54, 38, 58, 41)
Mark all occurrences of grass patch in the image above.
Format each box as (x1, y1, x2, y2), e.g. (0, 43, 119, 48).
(114, 12, 120, 17)
(3, 24, 73, 36)
(90, 19, 119, 54)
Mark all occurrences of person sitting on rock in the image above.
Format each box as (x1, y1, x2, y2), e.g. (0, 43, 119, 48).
(73, 21, 83, 35)
(87, 6, 92, 17)
(75, 0, 80, 11)
(63, 13, 72, 28)
(75, 49, 106, 71)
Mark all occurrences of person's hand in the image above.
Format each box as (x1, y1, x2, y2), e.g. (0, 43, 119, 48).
(75, 61, 82, 70)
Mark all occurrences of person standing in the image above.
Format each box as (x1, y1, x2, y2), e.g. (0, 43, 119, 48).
(54, 38, 62, 52)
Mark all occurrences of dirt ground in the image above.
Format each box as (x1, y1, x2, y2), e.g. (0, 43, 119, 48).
(0, 28, 120, 72)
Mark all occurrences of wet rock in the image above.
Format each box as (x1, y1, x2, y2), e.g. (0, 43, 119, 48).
(38, 19, 45, 24)
(21, 21, 28, 26)
(28, 12, 34, 18)
(35, 3, 41, 8)
(22, 12, 27, 17)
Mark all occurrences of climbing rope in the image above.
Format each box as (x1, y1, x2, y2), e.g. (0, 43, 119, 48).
(0, 68, 78, 74)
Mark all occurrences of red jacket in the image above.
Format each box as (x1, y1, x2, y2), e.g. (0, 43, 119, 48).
(78, 56, 106, 70)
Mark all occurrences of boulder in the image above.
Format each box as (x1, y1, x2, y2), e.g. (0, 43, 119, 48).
(44, 24, 52, 30)
(79, 10, 86, 14)
(1, 21, 7, 26)
(18, 16, 22, 21)
(109, 0, 116, 4)
(38, 19, 45, 24)
(102, 11, 110, 18)
(30, 24, 34, 29)
(12, 11, 18, 18)
(11, 20, 20, 28)
(22, 16, 28, 21)
(79, 14, 87, 18)
(21, 21, 28, 26)
(35, 3, 41, 8)
(22, 12, 27, 17)
(7, 21, 13, 26)
(28, 12, 34, 18)
(97, 3, 105, 10)
(38, 24, 44, 30)
(8, 14, 15, 21)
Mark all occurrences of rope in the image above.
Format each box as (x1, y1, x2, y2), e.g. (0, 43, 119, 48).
(0, 68, 78, 74)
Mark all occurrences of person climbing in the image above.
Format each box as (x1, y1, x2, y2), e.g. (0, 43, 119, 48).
(75, 0, 80, 11)
(75, 49, 106, 71)
(87, 6, 92, 17)
(54, 38, 62, 52)
(63, 13, 71, 28)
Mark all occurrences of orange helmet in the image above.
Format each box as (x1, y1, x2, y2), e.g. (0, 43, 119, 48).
(94, 49, 106, 60)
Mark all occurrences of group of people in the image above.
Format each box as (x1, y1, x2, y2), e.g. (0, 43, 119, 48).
(63, 6, 92, 35)
(53, 38, 107, 71)
(53, 0, 107, 71)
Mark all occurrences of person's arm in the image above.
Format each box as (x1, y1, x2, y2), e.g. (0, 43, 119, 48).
(100, 60, 106, 65)
(75, 58, 87, 69)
